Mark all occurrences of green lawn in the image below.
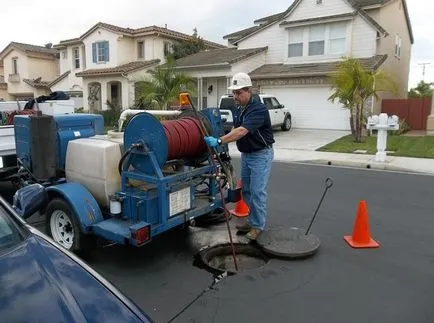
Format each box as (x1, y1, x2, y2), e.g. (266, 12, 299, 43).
(317, 135, 434, 158)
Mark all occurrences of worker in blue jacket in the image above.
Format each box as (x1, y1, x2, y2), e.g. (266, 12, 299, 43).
(204, 72, 274, 240)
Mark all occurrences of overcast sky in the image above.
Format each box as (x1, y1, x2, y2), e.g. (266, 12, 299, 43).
(2, 0, 433, 89)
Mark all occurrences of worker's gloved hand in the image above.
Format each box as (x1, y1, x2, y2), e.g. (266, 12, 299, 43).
(203, 136, 219, 147)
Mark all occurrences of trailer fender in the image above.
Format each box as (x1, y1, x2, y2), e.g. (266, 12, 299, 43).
(46, 183, 104, 233)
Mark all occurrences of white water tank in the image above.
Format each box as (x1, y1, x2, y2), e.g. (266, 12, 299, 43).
(65, 137, 122, 208)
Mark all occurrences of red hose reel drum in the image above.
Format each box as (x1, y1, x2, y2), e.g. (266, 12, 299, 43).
(161, 117, 207, 160)
(123, 111, 211, 174)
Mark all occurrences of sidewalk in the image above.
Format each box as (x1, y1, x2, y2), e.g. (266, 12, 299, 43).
(228, 144, 434, 175)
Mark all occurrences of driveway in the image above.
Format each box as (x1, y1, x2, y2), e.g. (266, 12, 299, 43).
(229, 129, 349, 154)
(272, 129, 350, 151)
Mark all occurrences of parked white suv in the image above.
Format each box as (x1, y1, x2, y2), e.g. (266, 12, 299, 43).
(219, 94, 292, 133)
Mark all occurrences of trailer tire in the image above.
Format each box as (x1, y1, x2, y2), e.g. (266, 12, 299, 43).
(46, 198, 94, 255)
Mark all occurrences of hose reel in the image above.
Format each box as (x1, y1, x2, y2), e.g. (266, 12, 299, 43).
(123, 111, 212, 174)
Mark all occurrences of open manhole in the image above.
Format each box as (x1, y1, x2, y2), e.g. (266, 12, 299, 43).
(197, 243, 269, 275)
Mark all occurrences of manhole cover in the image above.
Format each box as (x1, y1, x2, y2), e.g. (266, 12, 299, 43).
(198, 243, 268, 275)
(256, 227, 320, 259)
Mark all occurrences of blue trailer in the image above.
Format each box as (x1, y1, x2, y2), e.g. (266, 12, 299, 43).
(11, 97, 240, 254)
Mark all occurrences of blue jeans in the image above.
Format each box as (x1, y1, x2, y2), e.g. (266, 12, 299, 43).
(241, 147, 274, 231)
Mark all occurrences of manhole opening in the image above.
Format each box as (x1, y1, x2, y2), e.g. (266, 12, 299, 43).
(197, 243, 269, 275)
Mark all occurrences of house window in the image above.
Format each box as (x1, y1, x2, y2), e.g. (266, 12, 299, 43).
(316, 0, 323, 4)
(92, 41, 109, 63)
(288, 28, 304, 57)
(62, 51, 67, 59)
(73, 47, 80, 69)
(329, 22, 346, 54)
(288, 22, 347, 58)
(138, 41, 144, 58)
(12, 57, 18, 74)
(308, 25, 325, 56)
(164, 42, 172, 56)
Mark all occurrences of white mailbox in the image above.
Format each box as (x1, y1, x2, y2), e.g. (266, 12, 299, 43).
(366, 113, 399, 162)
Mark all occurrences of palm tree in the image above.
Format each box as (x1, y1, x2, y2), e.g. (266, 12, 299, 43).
(328, 57, 396, 142)
(135, 60, 197, 110)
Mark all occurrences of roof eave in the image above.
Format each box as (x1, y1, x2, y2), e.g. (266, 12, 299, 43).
(173, 62, 230, 69)
(76, 71, 123, 77)
(250, 71, 328, 79)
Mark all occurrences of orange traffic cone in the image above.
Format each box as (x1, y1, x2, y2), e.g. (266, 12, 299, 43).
(230, 180, 249, 217)
(344, 200, 379, 248)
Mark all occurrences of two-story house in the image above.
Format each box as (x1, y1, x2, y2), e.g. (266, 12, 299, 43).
(51, 22, 225, 112)
(0, 61, 7, 100)
(0, 42, 59, 101)
(173, 0, 413, 130)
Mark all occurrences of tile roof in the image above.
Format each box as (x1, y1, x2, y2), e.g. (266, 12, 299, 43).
(0, 42, 58, 59)
(353, 0, 393, 6)
(75, 59, 160, 77)
(249, 55, 388, 78)
(23, 78, 51, 89)
(57, 22, 225, 49)
(48, 70, 71, 87)
(173, 47, 268, 68)
(279, 12, 357, 27)
(223, 0, 413, 44)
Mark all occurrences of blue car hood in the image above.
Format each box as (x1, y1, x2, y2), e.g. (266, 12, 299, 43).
(0, 236, 148, 323)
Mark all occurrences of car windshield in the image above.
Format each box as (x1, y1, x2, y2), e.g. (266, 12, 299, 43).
(219, 94, 261, 109)
(220, 97, 236, 109)
(0, 209, 23, 253)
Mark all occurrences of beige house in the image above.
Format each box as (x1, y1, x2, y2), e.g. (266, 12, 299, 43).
(174, 0, 413, 130)
(52, 22, 225, 111)
(0, 61, 8, 100)
(0, 42, 59, 101)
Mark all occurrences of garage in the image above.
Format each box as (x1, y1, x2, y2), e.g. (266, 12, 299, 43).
(260, 86, 351, 130)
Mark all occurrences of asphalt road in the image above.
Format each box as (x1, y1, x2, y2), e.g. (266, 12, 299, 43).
(6, 161, 434, 323)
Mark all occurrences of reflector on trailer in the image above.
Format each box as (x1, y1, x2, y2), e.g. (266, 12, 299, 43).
(131, 225, 150, 245)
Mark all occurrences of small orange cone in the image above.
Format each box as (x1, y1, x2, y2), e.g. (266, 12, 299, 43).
(344, 200, 379, 248)
(230, 180, 249, 217)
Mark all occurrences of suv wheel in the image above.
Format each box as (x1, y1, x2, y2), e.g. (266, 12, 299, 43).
(281, 116, 291, 131)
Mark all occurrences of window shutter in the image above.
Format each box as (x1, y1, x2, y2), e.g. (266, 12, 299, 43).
(105, 41, 109, 61)
(92, 43, 96, 63)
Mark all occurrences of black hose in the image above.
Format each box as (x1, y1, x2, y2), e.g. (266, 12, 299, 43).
(118, 148, 132, 175)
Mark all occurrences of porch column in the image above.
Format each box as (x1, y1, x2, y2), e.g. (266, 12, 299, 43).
(121, 80, 130, 110)
(427, 93, 434, 135)
(197, 77, 203, 109)
(101, 82, 108, 111)
(82, 80, 89, 111)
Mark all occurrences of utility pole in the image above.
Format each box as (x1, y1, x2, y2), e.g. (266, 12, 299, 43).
(419, 63, 431, 80)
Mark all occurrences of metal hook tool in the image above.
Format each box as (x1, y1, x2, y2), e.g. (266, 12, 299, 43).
(305, 177, 334, 235)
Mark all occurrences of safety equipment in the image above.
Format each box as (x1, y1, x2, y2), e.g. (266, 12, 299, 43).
(228, 72, 252, 90)
(203, 136, 219, 147)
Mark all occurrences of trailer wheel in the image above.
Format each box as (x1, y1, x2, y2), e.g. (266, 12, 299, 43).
(46, 198, 91, 254)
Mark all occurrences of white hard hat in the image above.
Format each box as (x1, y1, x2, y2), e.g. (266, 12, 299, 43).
(228, 72, 252, 90)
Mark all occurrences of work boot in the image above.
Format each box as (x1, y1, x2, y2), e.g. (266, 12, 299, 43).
(246, 228, 262, 241)
(236, 223, 251, 234)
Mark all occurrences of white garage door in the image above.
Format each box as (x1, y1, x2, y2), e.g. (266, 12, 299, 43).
(261, 86, 350, 130)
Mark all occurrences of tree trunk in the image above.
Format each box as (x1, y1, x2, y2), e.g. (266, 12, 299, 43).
(354, 103, 363, 143)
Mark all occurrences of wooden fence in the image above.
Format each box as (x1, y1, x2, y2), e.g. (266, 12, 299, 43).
(381, 98, 432, 130)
